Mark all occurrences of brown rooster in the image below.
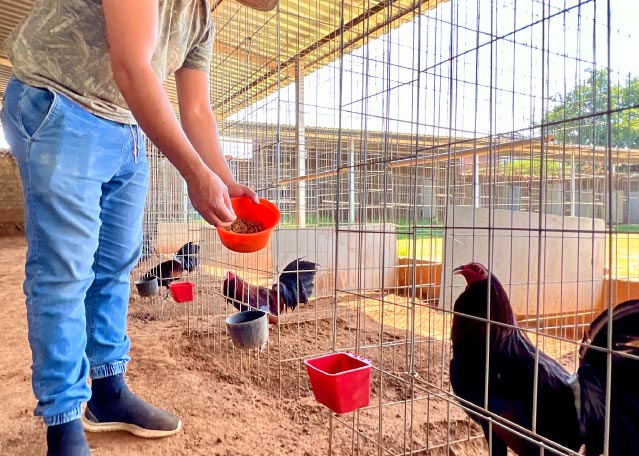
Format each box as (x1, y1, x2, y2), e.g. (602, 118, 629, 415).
(222, 259, 318, 324)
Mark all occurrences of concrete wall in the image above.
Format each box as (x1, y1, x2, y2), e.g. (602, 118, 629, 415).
(630, 192, 639, 224)
(155, 222, 202, 254)
(156, 223, 397, 299)
(0, 152, 24, 234)
(439, 206, 606, 316)
(275, 225, 397, 297)
(198, 223, 274, 274)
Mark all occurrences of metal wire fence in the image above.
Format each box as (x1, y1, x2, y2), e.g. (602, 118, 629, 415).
(133, 0, 639, 454)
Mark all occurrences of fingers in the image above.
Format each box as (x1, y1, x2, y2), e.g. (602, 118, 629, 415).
(228, 182, 259, 204)
(187, 174, 254, 226)
(244, 187, 259, 204)
(188, 185, 236, 227)
(223, 190, 236, 217)
(206, 213, 229, 227)
(212, 196, 236, 226)
(201, 203, 235, 227)
(236, 184, 259, 203)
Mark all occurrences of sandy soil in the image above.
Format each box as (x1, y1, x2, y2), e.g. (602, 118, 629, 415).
(0, 235, 540, 456)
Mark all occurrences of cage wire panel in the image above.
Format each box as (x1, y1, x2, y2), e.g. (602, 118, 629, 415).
(131, 140, 199, 320)
(133, 0, 639, 454)
(323, 0, 639, 454)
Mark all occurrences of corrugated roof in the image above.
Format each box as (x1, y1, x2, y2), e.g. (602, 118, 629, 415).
(0, 0, 443, 118)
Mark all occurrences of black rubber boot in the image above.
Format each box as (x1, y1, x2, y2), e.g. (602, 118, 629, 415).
(82, 374, 182, 438)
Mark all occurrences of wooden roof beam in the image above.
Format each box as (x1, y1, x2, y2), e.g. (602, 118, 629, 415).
(214, 39, 281, 73)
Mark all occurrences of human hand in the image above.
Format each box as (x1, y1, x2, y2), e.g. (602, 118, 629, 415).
(227, 182, 259, 204)
(187, 168, 237, 227)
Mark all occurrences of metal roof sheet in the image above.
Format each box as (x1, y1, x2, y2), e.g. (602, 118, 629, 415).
(0, 0, 443, 118)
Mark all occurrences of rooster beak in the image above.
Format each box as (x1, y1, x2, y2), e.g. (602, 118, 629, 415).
(452, 266, 462, 275)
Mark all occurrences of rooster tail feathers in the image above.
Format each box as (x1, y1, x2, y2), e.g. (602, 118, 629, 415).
(577, 299, 639, 455)
(278, 259, 318, 310)
(174, 242, 200, 272)
(175, 241, 199, 257)
(575, 364, 606, 452)
(281, 258, 317, 272)
(579, 299, 639, 364)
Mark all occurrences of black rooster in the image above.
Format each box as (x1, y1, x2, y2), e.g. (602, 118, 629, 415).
(143, 241, 200, 287)
(450, 262, 639, 456)
(223, 259, 318, 324)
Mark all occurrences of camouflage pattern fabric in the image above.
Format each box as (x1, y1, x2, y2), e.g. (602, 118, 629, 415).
(5, 0, 214, 124)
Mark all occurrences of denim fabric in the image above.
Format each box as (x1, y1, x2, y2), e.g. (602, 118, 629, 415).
(1, 76, 149, 426)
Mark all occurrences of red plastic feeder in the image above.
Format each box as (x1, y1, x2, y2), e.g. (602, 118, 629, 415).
(216, 197, 280, 253)
(304, 352, 371, 414)
(168, 281, 195, 303)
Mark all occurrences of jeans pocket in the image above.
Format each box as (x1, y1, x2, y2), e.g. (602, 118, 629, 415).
(18, 85, 58, 141)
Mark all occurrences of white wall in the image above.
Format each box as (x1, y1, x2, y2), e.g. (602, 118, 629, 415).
(190, 224, 397, 298)
(274, 225, 397, 297)
(439, 206, 606, 316)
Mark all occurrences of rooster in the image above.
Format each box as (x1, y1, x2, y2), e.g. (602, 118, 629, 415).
(143, 241, 200, 287)
(450, 262, 639, 456)
(223, 259, 318, 325)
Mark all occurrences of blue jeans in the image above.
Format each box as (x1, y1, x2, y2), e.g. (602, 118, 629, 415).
(1, 77, 149, 426)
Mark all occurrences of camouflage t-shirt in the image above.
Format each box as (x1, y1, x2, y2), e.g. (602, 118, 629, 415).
(5, 0, 214, 124)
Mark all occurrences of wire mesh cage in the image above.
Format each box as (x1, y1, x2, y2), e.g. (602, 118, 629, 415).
(131, 0, 639, 454)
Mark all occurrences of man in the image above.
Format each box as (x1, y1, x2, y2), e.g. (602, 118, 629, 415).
(1, 0, 276, 454)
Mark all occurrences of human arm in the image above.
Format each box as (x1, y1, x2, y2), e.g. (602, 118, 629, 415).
(174, 67, 258, 203)
(102, 0, 237, 226)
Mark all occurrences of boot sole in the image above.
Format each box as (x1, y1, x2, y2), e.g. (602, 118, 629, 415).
(81, 414, 183, 438)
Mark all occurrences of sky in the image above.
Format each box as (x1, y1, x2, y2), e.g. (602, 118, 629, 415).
(231, 0, 639, 140)
(2, 0, 638, 150)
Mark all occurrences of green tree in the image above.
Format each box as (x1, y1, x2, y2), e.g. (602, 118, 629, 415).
(543, 68, 639, 149)
(500, 159, 563, 178)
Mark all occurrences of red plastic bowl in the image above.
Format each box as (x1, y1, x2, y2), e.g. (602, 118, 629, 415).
(304, 352, 372, 414)
(168, 281, 195, 303)
(216, 197, 280, 253)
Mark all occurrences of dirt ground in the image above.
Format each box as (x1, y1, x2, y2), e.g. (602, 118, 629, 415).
(0, 235, 506, 455)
